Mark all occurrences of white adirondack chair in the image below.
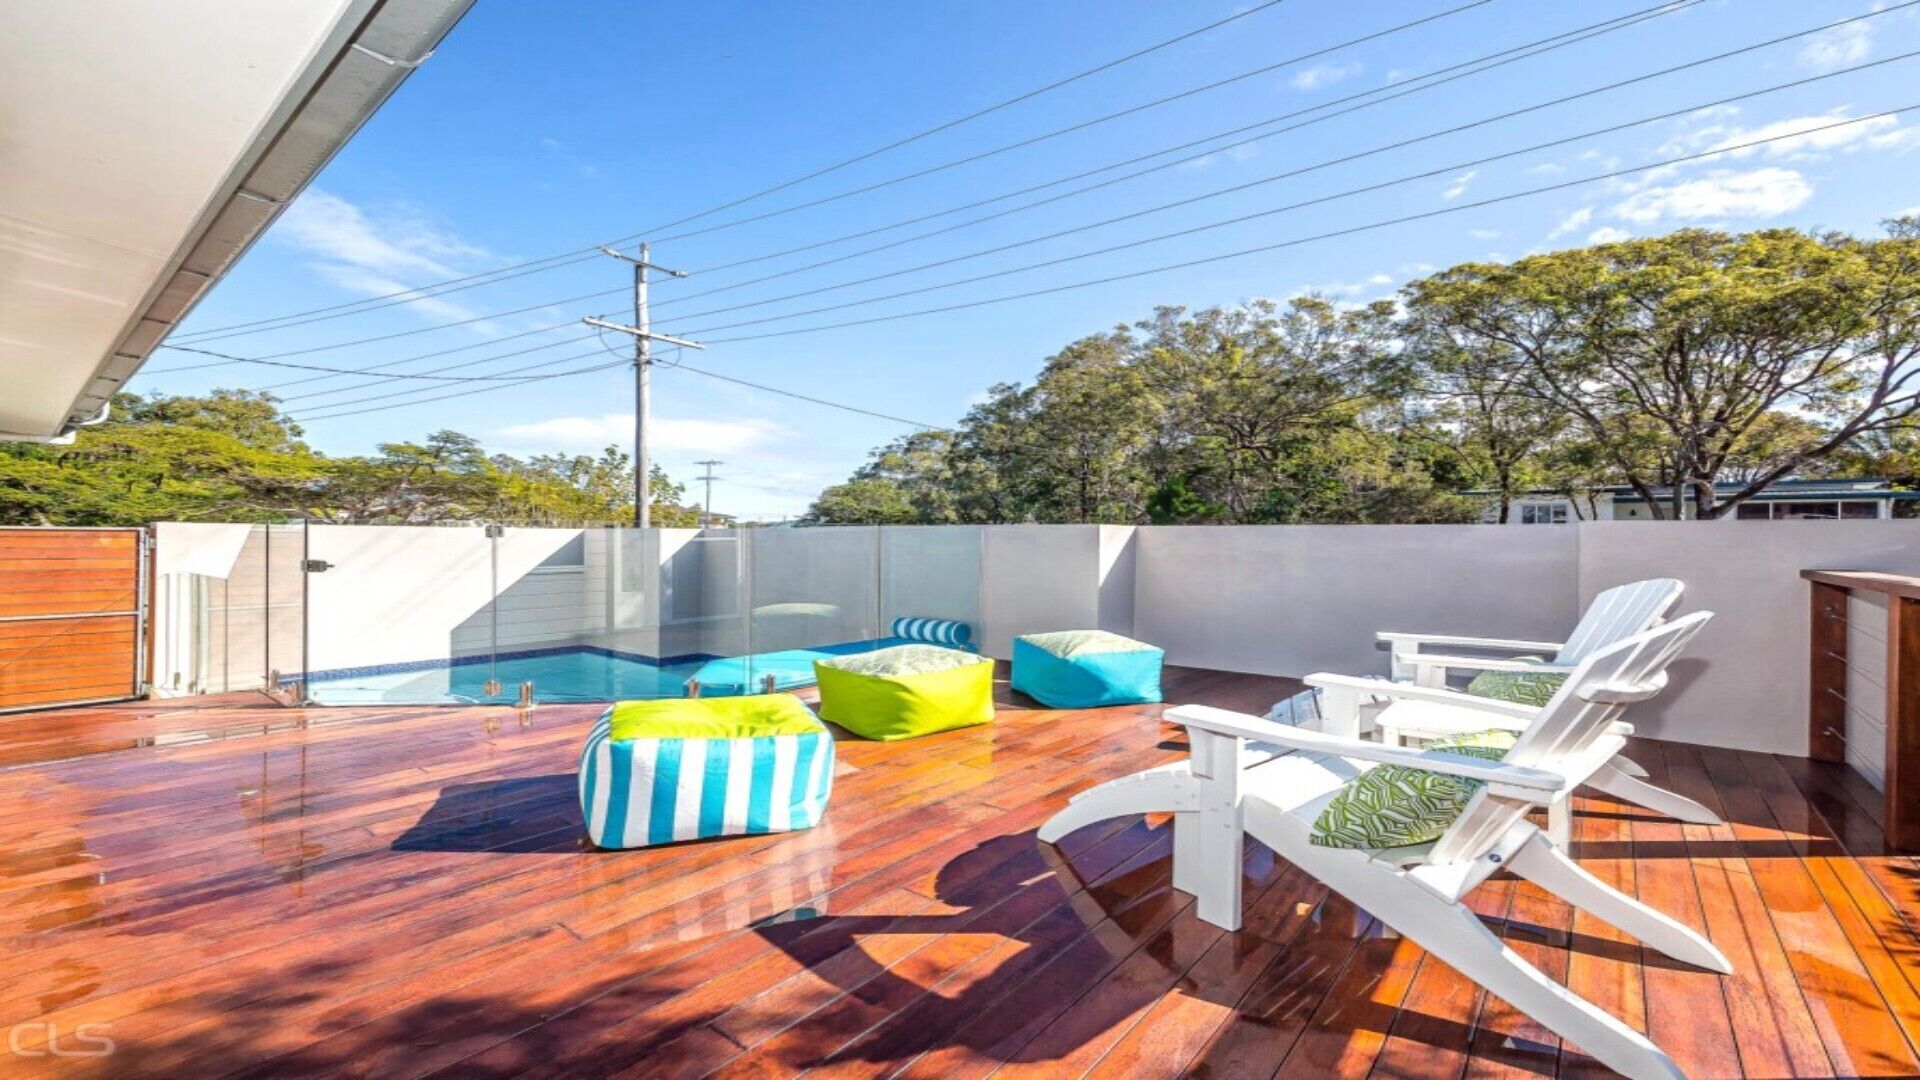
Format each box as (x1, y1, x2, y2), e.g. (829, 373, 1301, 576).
(1164, 613, 1725, 1080)
(1379, 576, 1683, 691)
(1367, 577, 1720, 840)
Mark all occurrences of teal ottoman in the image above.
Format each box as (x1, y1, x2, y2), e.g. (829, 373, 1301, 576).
(1011, 630, 1164, 708)
(578, 695, 834, 848)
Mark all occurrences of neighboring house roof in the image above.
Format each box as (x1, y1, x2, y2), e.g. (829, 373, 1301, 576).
(1610, 478, 1920, 503)
(1472, 478, 1919, 502)
(0, 0, 475, 442)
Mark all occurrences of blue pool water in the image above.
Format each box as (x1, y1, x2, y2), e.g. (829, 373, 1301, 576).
(305, 650, 710, 705)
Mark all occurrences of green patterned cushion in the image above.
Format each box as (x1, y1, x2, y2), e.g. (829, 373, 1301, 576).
(1465, 657, 1566, 709)
(1310, 729, 1521, 850)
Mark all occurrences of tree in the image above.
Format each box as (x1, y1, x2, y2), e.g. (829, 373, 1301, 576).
(1409, 335, 1570, 522)
(1405, 226, 1920, 519)
(0, 390, 704, 528)
(803, 431, 960, 525)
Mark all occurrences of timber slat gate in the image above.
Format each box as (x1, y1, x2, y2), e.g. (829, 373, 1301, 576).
(0, 527, 147, 712)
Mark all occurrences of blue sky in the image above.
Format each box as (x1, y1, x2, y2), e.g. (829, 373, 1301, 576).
(136, 0, 1920, 518)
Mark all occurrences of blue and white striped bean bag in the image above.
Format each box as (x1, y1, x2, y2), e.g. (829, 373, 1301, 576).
(890, 616, 974, 650)
(578, 697, 834, 848)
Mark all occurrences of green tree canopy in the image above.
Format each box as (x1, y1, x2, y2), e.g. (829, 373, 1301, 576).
(0, 390, 703, 527)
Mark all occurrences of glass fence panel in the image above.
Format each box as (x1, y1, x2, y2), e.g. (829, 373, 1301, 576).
(264, 522, 306, 692)
(152, 523, 271, 695)
(302, 524, 497, 705)
(879, 526, 983, 652)
(730, 526, 881, 696)
(288, 524, 982, 705)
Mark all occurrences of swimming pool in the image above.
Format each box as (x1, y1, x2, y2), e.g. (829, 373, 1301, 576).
(303, 635, 948, 706)
(304, 649, 711, 705)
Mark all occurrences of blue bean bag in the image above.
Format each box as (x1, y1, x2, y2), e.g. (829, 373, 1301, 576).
(578, 695, 834, 848)
(1011, 630, 1164, 708)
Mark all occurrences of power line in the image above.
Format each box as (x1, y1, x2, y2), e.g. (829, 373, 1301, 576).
(292, 348, 621, 415)
(148, 342, 600, 383)
(273, 110, 1913, 428)
(642, 0, 1714, 313)
(641, 0, 1502, 248)
(275, 331, 605, 402)
(670, 363, 944, 429)
(288, 359, 630, 423)
(143, 0, 1698, 369)
(660, 61, 1916, 339)
(690, 106, 1915, 344)
(152, 3, 1896, 413)
(653, 38, 1912, 333)
(164, 0, 1298, 343)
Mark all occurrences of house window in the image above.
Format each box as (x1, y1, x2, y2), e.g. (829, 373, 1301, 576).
(1842, 501, 1880, 520)
(1735, 503, 1771, 520)
(1776, 501, 1842, 520)
(1519, 503, 1568, 524)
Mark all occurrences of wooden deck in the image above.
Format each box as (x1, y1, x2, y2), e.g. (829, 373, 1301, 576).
(2, 666, 1918, 1077)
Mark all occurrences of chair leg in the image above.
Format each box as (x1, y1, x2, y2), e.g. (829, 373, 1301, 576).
(1508, 830, 1731, 973)
(1037, 765, 1194, 844)
(1259, 827, 1689, 1080)
(1172, 811, 1200, 895)
(1548, 798, 1574, 850)
(1590, 759, 1723, 826)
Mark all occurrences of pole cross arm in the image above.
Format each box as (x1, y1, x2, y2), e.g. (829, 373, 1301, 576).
(581, 317, 706, 350)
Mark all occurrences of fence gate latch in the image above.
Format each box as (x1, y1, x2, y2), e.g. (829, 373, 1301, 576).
(303, 559, 333, 573)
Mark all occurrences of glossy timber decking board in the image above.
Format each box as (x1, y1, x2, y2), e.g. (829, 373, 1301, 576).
(0, 666, 1918, 1077)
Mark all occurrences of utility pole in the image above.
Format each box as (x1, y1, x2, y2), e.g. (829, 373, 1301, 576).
(694, 460, 722, 528)
(583, 243, 704, 528)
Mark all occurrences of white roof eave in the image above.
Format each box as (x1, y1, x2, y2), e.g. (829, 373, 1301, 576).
(0, 0, 476, 441)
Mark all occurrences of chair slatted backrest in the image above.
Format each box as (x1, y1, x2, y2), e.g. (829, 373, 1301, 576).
(1430, 611, 1713, 866)
(1553, 578, 1684, 665)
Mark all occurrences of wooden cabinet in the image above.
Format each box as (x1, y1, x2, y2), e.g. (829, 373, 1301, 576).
(1802, 570, 1920, 850)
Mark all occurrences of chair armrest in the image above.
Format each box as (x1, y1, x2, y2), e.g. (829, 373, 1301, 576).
(1376, 631, 1565, 654)
(1302, 673, 1537, 720)
(1165, 705, 1567, 793)
(1401, 655, 1577, 677)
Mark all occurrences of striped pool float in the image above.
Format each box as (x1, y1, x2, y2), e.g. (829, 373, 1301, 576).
(577, 703, 835, 849)
(890, 616, 974, 650)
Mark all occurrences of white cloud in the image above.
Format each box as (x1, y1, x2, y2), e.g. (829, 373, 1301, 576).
(1384, 68, 1407, 84)
(1695, 110, 1915, 162)
(1525, 161, 1565, 176)
(274, 188, 502, 326)
(1467, 228, 1502, 240)
(1176, 142, 1259, 172)
(1442, 170, 1478, 200)
(1611, 167, 1812, 224)
(1547, 206, 1594, 239)
(1367, 273, 1394, 285)
(1587, 226, 1633, 245)
(1797, 19, 1873, 71)
(1290, 61, 1361, 91)
(277, 190, 476, 279)
(496, 414, 787, 455)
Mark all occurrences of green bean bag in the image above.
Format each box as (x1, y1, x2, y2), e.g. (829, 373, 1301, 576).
(814, 644, 994, 741)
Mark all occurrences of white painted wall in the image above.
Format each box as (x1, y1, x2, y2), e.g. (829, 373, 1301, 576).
(978, 525, 1104, 657)
(164, 519, 1920, 763)
(1574, 521, 1920, 754)
(1133, 525, 1580, 680)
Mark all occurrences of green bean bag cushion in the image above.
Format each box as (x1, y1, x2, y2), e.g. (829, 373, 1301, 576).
(1310, 728, 1521, 849)
(814, 644, 994, 741)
